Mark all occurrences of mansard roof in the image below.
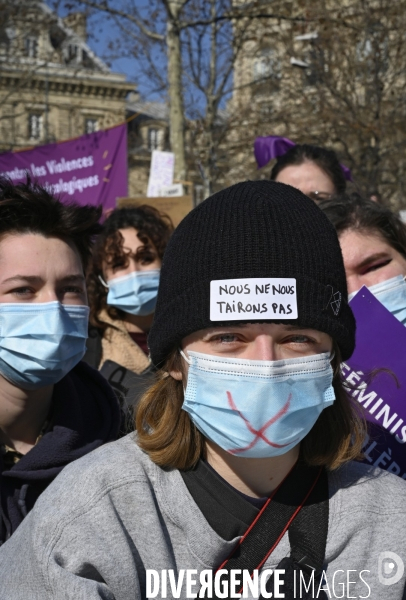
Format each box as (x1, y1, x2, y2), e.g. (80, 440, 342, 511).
(38, 1, 110, 74)
(0, 0, 130, 84)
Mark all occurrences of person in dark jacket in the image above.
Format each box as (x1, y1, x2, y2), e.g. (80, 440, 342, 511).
(0, 178, 121, 544)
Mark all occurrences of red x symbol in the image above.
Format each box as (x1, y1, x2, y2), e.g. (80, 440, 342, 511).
(226, 391, 297, 454)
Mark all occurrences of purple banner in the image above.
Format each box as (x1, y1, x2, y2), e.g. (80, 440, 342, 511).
(344, 287, 406, 478)
(0, 123, 128, 211)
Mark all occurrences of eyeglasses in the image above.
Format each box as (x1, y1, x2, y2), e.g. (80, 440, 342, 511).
(307, 191, 333, 202)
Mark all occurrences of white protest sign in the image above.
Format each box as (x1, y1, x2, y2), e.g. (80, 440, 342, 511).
(147, 150, 175, 197)
(159, 183, 184, 197)
(210, 278, 298, 321)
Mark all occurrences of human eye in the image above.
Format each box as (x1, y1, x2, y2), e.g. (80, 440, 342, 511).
(109, 251, 129, 272)
(135, 246, 158, 266)
(61, 285, 86, 301)
(361, 258, 392, 274)
(207, 332, 243, 346)
(11, 286, 35, 298)
(63, 286, 84, 295)
(217, 333, 240, 343)
(283, 334, 316, 346)
(112, 258, 126, 270)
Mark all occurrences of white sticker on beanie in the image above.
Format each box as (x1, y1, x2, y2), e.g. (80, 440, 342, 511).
(210, 278, 298, 321)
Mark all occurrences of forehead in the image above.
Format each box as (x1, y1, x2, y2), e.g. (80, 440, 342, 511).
(276, 162, 334, 191)
(339, 228, 392, 263)
(116, 227, 143, 251)
(0, 233, 82, 273)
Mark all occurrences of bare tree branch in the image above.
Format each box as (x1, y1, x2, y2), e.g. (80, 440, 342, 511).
(72, 0, 165, 40)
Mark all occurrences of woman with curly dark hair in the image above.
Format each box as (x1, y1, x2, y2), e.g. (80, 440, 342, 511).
(84, 206, 174, 411)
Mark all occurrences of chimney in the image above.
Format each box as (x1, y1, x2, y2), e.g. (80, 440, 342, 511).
(63, 13, 87, 41)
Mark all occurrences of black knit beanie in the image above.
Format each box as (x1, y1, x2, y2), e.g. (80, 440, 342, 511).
(148, 181, 355, 366)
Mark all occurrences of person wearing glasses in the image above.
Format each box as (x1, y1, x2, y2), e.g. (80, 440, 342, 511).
(270, 143, 346, 202)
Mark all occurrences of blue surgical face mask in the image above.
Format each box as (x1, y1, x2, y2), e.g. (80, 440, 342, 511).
(181, 350, 335, 458)
(105, 270, 160, 316)
(349, 275, 406, 325)
(0, 301, 89, 390)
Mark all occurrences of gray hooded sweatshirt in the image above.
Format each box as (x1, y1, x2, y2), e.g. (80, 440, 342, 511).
(0, 433, 405, 600)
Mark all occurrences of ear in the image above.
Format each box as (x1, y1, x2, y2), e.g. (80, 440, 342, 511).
(169, 369, 183, 381)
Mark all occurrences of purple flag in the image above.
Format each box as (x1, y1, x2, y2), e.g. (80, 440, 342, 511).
(345, 287, 406, 479)
(254, 135, 352, 181)
(0, 123, 128, 211)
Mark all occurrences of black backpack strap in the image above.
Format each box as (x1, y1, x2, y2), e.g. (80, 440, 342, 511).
(83, 327, 103, 369)
(289, 467, 329, 577)
(262, 468, 329, 599)
(99, 360, 156, 433)
(203, 462, 329, 600)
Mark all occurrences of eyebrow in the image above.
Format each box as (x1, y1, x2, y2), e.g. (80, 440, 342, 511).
(282, 325, 312, 331)
(355, 252, 391, 270)
(59, 275, 86, 283)
(203, 324, 314, 336)
(1, 274, 85, 285)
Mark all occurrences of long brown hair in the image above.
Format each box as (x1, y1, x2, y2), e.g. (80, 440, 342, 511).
(136, 343, 366, 471)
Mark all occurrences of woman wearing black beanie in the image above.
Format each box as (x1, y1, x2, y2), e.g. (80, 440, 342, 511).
(1, 181, 405, 600)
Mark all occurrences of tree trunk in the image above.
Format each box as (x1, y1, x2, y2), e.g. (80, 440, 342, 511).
(203, 0, 217, 199)
(166, 2, 186, 181)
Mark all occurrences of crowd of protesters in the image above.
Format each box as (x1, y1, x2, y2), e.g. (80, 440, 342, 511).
(0, 142, 406, 599)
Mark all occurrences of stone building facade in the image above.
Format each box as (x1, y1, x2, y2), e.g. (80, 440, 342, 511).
(126, 94, 170, 198)
(0, 1, 134, 153)
(220, 0, 406, 207)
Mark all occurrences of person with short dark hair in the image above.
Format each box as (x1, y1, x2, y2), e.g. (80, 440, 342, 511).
(270, 144, 347, 201)
(84, 206, 174, 419)
(0, 177, 121, 545)
(319, 193, 406, 318)
(1, 181, 405, 599)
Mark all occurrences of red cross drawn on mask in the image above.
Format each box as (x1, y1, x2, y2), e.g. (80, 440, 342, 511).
(226, 391, 295, 455)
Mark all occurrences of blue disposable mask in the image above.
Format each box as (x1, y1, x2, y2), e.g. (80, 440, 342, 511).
(105, 270, 160, 316)
(181, 350, 335, 458)
(0, 301, 89, 390)
(349, 275, 406, 326)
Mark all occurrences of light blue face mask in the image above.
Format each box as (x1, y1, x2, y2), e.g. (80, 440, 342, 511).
(181, 350, 335, 458)
(105, 270, 160, 316)
(349, 275, 406, 325)
(0, 301, 89, 390)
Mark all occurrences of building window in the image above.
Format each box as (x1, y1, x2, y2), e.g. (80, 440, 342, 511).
(303, 47, 325, 87)
(28, 113, 43, 139)
(0, 28, 10, 55)
(84, 118, 98, 134)
(355, 30, 388, 76)
(253, 48, 281, 82)
(82, 49, 93, 69)
(148, 128, 159, 151)
(65, 44, 81, 64)
(25, 36, 38, 58)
